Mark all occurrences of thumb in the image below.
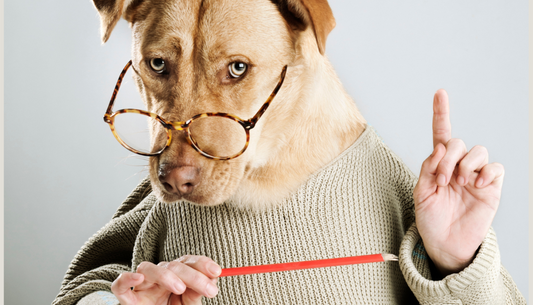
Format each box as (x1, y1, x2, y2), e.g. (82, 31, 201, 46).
(111, 273, 144, 305)
(169, 293, 183, 305)
(171, 289, 203, 305)
(415, 144, 446, 200)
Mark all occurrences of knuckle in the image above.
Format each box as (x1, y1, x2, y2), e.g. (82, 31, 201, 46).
(420, 159, 435, 175)
(458, 158, 473, 172)
(170, 260, 183, 268)
(184, 256, 200, 265)
(168, 261, 185, 274)
(437, 161, 452, 172)
(136, 261, 153, 274)
(492, 162, 505, 174)
(175, 255, 189, 263)
(160, 268, 176, 284)
(111, 274, 128, 294)
(196, 256, 211, 266)
(433, 127, 449, 138)
(422, 155, 433, 167)
(449, 138, 466, 151)
(158, 261, 170, 268)
(190, 271, 208, 287)
(448, 138, 461, 145)
(111, 275, 121, 291)
(472, 144, 487, 154)
(435, 142, 446, 150)
(493, 162, 504, 169)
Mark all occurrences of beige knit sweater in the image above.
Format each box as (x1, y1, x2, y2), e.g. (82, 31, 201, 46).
(53, 127, 525, 305)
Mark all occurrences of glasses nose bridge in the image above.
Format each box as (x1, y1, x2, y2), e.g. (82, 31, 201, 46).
(166, 120, 189, 131)
(163, 119, 193, 145)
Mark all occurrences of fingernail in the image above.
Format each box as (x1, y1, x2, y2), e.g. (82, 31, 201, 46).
(456, 176, 464, 185)
(476, 178, 484, 188)
(206, 283, 218, 298)
(437, 174, 446, 185)
(175, 282, 186, 294)
(208, 264, 222, 277)
(131, 273, 142, 281)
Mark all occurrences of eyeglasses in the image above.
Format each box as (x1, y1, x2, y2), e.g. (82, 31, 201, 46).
(103, 60, 287, 160)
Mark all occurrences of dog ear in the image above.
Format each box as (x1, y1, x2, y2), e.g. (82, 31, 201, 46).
(272, 0, 336, 55)
(92, 0, 145, 43)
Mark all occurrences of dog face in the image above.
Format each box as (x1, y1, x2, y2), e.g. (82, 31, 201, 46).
(94, 0, 337, 207)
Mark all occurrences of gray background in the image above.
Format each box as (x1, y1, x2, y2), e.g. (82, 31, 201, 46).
(5, 0, 528, 304)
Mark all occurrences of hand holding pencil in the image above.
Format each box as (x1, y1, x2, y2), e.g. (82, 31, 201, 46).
(111, 253, 397, 305)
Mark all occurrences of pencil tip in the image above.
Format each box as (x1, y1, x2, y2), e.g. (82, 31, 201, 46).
(382, 253, 399, 262)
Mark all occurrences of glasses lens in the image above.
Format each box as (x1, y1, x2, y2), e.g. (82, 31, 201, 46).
(113, 112, 168, 155)
(189, 116, 247, 158)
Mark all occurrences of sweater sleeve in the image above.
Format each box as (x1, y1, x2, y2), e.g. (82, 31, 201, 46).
(386, 145, 526, 304)
(398, 223, 526, 304)
(77, 291, 120, 305)
(55, 265, 125, 305)
(52, 178, 156, 305)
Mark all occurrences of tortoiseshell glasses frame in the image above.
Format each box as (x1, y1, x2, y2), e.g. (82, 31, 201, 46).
(103, 60, 287, 160)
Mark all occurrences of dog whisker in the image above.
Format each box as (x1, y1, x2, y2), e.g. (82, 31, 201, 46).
(125, 167, 150, 181)
(112, 154, 151, 182)
(115, 154, 150, 167)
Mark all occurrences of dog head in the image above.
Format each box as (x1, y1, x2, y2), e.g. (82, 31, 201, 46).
(94, 0, 337, 207)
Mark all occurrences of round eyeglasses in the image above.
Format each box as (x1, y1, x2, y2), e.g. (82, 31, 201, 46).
(103, 61, 287, 160)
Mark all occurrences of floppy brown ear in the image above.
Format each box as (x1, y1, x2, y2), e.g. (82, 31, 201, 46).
(92, 0, 127, 43)
(92, 0, 146, 43)
(273, 0, 336, 55)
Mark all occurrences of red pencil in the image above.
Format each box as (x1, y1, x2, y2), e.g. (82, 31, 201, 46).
(219, 253, 398, 277)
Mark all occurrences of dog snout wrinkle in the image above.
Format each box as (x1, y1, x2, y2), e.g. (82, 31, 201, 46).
(159, 165, 201, 196)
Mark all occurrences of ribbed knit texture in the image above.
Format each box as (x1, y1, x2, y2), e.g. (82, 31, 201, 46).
(53, 178, 154, 305)
(53, 127, 525, 305)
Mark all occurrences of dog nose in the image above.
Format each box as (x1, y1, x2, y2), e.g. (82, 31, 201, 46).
(159, 166, 200, 195)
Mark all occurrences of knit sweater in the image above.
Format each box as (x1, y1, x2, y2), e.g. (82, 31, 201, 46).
(53, 127, 525, 305)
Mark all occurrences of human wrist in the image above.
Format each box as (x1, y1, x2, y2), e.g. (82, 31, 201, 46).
(427, 248, 478, 277)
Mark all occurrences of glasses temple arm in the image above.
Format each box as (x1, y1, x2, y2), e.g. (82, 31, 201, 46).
(247, 65, 288, 128)
(104, 60, 133, 120)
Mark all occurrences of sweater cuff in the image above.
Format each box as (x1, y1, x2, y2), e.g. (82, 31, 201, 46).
(77, 291, 119, 305)
(399, 223, 504, 304)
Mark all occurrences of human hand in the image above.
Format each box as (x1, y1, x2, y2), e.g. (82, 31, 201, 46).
(111, 255, 221, 305)
(413, 89, 504, 277)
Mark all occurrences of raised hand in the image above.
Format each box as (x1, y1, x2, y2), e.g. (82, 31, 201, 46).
(413, 89, 504, 277)
(111, 255, 221, 305)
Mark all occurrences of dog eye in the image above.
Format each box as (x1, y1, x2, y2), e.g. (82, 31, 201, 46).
(150, 58, 166, 73)
(228, 62, 247, 78)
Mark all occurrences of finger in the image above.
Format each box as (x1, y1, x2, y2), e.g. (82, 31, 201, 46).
(415, 144, 446, 197)
(175, 255, 222, 278)
(456, 145, 489, 186)
(169, 293, 183, 305)
(180, 289, 203, 305)
(436, 138, 467, 186)
(165, 260, 219, 298)
(475, 162, 504, 188)
(111, 272, 144, 304)
(135, 261, 186, 295)
(168, 290, 203, 305)
(419, 144, 445, 180)
(432, 89, 452, 148)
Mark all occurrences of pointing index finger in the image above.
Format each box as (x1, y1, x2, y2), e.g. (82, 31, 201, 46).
(432, 89, 452, 147)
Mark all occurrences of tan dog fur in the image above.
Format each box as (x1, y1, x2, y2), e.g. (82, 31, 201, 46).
(94, 0, 366, 210)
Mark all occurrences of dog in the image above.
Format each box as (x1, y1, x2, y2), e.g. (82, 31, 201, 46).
(95, 0, 366, 210)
